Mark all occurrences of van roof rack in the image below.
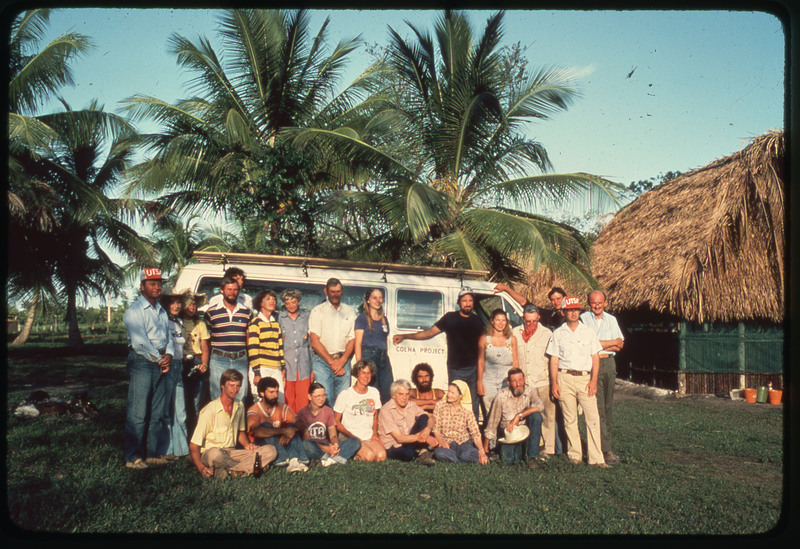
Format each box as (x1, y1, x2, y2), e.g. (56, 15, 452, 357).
(192, 251, 490, 281)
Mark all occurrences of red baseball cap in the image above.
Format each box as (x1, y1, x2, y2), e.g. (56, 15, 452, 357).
(140, 267, 163, 282)
(562, 296, 582, 310)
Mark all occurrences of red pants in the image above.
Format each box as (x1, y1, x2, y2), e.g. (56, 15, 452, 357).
(284, 377, 312, 413)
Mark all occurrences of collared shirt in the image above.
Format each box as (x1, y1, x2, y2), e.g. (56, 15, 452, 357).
(205, 301, 251, 353)
(308, 300, 356, 355)
(279, 309, 313, 382)
(484, 384, 544, 442)
(580, 310, 624, 356)
(546, 322, 602, 371)
(246, 314, 284, 374)
(167, 316, 185, 361)
(190, 398, 245, 452)
(513, 324, 552, 388)
(124, 295, 175, 362)
(432, 400, 481, 446)
(207, 292, 253, 312)
(377, 398, 427, 449)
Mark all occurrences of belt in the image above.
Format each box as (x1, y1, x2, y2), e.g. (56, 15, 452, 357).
(211, 349, 247, 359)
(599, 353, 612, 359)
(316, 352, 343, 360)
(128, 346, 166, 355)
(560, 369, 589, 376)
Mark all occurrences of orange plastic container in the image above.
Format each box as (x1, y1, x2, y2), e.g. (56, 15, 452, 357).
(743, 388, 757, 403)
(768, 390, 782, 405)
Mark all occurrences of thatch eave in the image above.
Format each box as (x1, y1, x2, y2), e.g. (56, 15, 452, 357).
(591, 130, 785, 324)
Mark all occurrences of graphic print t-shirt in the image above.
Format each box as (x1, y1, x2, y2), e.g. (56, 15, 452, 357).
(333, 386, 382, 441)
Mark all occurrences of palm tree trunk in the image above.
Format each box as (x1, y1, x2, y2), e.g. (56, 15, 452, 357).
(10, 291, 39, 347)
(66, 288, 84, 350)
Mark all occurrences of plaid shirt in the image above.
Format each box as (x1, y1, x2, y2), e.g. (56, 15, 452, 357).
(431, 400, 480, 445)
(484, 384, 544, 442)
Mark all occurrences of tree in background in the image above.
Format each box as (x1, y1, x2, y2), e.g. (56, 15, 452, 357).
(292, 10, 623, 284)
(123, 9, 386, 258)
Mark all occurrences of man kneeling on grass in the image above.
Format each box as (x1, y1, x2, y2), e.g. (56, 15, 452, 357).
(483, 368, 545, 468)
(247, 376, 309, 473)
(377, 379, 437, 465)
(189, 369, 276, 478)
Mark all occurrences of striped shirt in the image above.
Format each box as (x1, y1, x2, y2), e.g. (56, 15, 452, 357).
(205, 301, 251, 353)
(247, 313, 285, 375)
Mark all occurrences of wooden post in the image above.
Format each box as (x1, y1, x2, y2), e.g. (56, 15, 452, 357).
(678, 321, 687, 396)
(738, 322, 746, 390)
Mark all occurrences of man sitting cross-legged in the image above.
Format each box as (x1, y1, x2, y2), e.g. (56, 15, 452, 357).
(189, 369, 276, 478)
(247, 376, 309, 473)
(377, 379, 438, 465)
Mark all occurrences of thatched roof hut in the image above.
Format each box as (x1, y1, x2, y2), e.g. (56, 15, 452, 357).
(591, 130, 785, 324)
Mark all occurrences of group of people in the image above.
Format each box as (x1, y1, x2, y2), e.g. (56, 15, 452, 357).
(122, 266, 624, 477)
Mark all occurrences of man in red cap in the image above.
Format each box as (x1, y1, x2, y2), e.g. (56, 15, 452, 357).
(545, 296, 610, 468)
(122, 268, 176, 469)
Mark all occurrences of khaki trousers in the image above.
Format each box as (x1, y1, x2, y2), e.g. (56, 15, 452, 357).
(536, 382, 559, 454)
(201, 445, 277, 474)
(557, 371, 605, 465)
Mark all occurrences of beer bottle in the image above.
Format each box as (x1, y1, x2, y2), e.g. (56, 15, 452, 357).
(253, 452, 262, 478)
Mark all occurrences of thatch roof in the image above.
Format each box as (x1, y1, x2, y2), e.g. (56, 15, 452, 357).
(591, 130, 785, 324)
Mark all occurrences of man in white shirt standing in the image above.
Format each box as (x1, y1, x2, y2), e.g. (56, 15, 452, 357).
(546, 296, 610, 468)
(308, 278, 356, 406)
(581, 290, 624, 465)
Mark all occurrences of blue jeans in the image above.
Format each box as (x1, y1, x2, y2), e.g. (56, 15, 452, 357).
(362, 346, 393, 404)
(497, 412, 543, 466)
(434, 440, 479, 463)
(449, 366, 479, 422)
(183, 358, 210, 421)
(209, 352, 248, 401)
(312, 355, 351, 407)
(161, 359, 190, 457)
(303, 437, 361, 461)
(257, 433, 308, 464)
(385, 414, 429, 461)
(124, 351, 171, 462)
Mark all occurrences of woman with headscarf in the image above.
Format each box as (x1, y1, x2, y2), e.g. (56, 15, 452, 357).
(431, 380, 488, 464)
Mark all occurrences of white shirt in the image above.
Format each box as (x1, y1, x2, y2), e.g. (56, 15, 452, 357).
(546, 322, 602, 372)
(333, 386, 381, 441)
(512, 324, 552, 388)
(580, 310, 624, 356)
(308, 300, 356, 355)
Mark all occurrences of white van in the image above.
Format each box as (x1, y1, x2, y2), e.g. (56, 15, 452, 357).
(174, 251, 524, 391)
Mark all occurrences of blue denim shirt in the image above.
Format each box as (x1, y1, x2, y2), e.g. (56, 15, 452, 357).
(124, 295, 175, 362)
(278, 309, 313, 381)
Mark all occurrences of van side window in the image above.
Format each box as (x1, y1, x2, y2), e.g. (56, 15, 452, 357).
(396, 289, 443, 330)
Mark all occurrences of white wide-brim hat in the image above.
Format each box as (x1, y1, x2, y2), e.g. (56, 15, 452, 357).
(499, 424, 530, 444)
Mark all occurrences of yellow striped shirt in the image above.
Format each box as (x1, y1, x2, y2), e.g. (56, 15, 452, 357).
(246, 315, 285, 375)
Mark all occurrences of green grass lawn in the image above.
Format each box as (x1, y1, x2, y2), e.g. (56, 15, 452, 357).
(5, 343, 786, 535)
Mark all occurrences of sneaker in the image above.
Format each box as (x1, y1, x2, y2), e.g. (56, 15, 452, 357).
(527, 458, 539, 470)
(603, 451, 621, 464)
(286, 458, 308, 473)
(331, 455, 348, 465)
(417, 450, 436, 466)
(145, 456, 168, 466)
(320, 456, 336, 467)
(273, 460, 289, 467)
(213, 468, 229, 479)
(164, 454, 180, 461)
(125, 459, 147, 470)
(535, 454, 550, 462)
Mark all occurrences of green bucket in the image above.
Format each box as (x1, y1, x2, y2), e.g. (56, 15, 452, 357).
(756, 386, 769, 403)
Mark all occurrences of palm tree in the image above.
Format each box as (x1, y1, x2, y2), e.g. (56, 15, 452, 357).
(291, 10, 623, 284)
(7, 9, 93, 345)
(11, 102, 155, 349)
(123, 9, 386, 254)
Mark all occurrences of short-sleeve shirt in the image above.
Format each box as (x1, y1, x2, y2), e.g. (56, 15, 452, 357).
(190, 398, 245, 452)
(377, 398, 427, 449)
(354, 313, 390, 350)
(546, 322, 603, 371)
(333, 386, 382, 441)
(296, 405, 336, 445)
(580, 311, 624, 356)
(246, 400, 296, 442)
(434, 311, 484, 370)
(182, 316, 210, 357)
(308, 300, 356, 355)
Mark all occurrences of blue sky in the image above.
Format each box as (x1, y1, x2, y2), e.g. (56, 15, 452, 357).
(11, 7, 786, 304)
(30, 8, 785, 185)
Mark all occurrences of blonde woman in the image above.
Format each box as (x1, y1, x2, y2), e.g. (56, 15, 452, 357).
(477, 309, 519, 412)
(354, 288, 393, 404)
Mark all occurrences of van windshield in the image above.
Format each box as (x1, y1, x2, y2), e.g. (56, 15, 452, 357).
(472, 293, 522, 328)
